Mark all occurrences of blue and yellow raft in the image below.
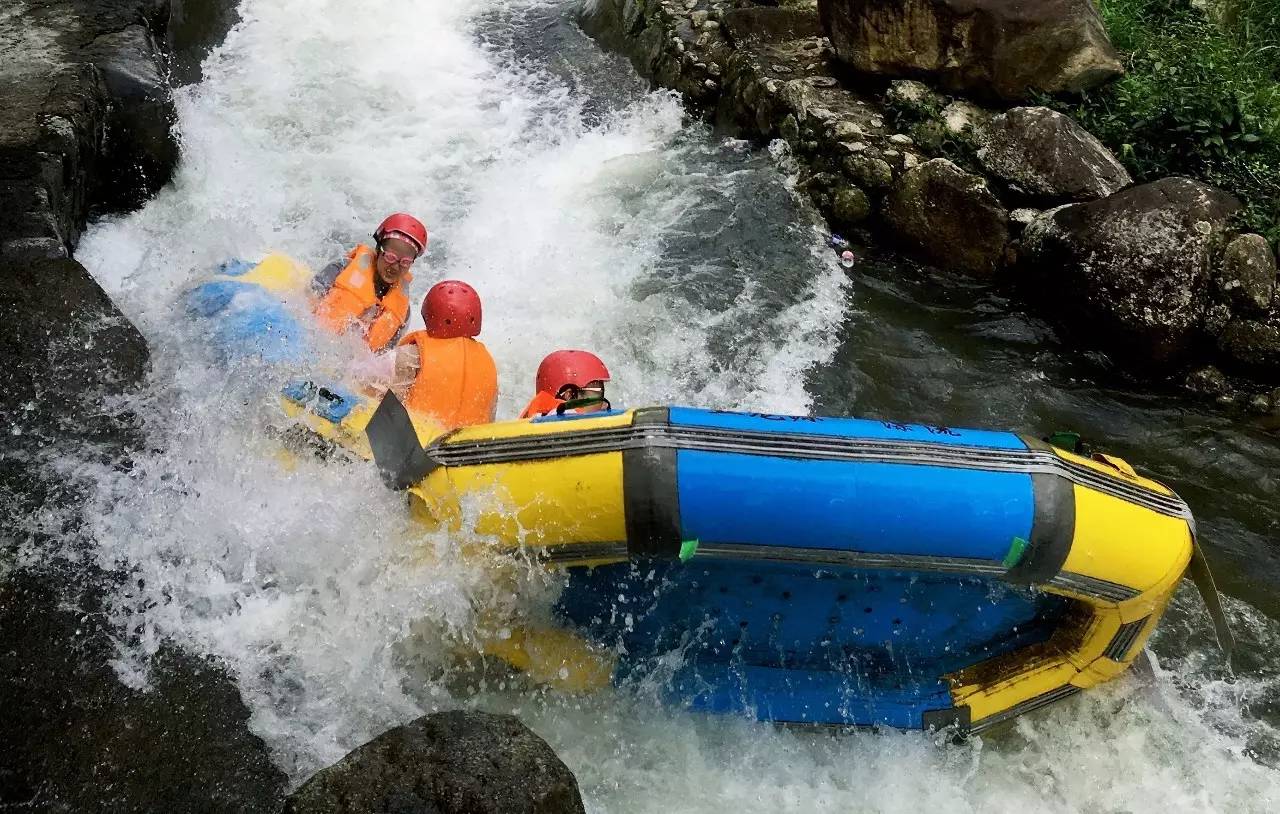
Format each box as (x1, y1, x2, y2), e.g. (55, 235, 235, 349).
(203, 254, 1215, 733)
(343, 395, 1207, 734)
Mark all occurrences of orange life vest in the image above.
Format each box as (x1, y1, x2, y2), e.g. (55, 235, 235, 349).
(313, 244, 412, 351)
(398, 331, 498, 430)
(518, 391, 564, 420)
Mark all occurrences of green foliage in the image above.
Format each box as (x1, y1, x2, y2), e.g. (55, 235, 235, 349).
(1056, 0, 1280, 242)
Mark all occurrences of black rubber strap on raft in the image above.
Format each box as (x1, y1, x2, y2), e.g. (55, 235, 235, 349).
(623, 408, 683, 558)
(1006, 472, 1075, 585)
(921, 705, 971, 737)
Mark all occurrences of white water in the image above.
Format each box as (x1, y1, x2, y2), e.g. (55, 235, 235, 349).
(67, 0, 1279, 810)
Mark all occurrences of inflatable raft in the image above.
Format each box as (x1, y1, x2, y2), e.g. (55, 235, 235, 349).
(186, 254, 312, 363)
(318, 392, 1217, 734)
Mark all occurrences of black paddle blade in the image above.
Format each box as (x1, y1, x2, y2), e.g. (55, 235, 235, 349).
(365, 392, 438, 490)
(1188, 539, 1235, 668)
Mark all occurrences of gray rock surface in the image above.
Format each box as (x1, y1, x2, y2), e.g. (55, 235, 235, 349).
(285, 711, 586, 814)
(976, 106, 1131, 202)
(1, 0, 240, 259)
(0, 257, 288, 812)
(819, 0, 1123, 101)
(1, 4, 283, 811)
(1215, 233, 1277, 316)
(1020, 177, 1242, 367)
(884, 158, 1010, 277)
(1219, 317, 1280, 375)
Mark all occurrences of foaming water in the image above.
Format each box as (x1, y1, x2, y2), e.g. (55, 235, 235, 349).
(65, 0, 1280, 809)
(73, 0, 843, 783)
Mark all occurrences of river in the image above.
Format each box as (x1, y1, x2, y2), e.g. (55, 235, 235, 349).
(71, 1, 1279, 810)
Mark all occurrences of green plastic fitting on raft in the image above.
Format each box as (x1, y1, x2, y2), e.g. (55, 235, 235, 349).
(679, 539, 699, 562)
(1003, 536, 1029, 569)
(1047, 431, 1083, 452)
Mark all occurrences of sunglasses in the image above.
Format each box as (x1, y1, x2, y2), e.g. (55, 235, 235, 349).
(560, 384, 604, 398)
(379, 248, 417, 270)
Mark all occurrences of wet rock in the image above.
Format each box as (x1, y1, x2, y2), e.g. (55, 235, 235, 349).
(1204, 302, 1234, 338)
(1215, 233, 1277, 316)
(1019, 178, 1241, 368)
(941, 100, 994, 140)
(975, 106, 1131, 203)
(83, 23, 179, 211)
(832, 185, 872, 225)
(0, 572, 288, 813)
(843, 153, 895, 190)
(1247, 392, 1274, 414)
(721, 5, 822, 45)
(0, 0, 240, 258)
(884, 158, 1010, 277)
(285, 711, 586, 814)
(0, 256, 149, 449)
(167, 0, 243, 84)
(1185, 365, 1230, 397)
(1, 254, 288, 811)
(1, 5, 268, 810)
(1218, 317, 1280, 375)
(819, 0, 1123, 101)
(884, 79, 944, 119)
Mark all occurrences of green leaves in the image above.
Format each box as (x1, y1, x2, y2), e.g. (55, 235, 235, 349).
(1056, 0, 1280, 242)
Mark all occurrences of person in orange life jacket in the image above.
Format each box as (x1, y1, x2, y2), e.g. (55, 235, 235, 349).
(518, 350, 611, 419)
(389, 280, 498, 430)
(311, 213, 427, 352)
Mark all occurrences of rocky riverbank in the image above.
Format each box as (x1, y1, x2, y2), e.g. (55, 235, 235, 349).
(0, 1, 293, 809)
(577, 0, 1280, 410)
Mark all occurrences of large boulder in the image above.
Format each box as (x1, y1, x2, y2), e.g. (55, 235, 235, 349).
(1218, 317, 1280, 375)
(0, 255, 290, 812)
(1214, 233, 1277, 316)
(818, 0, 1123, 101)
(976, 106, 1131, 203)
(285, 711, 586, 814)
(884, 158, 1010, 277)
(0, 0, 240, 258)
(167, 0, 243, 85)
(1020, 177, 1242, 367)
(0, 572, 289, 813)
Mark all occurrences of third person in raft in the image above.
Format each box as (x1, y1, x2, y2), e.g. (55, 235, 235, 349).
(311, 213, 427, 351)
(519, 350, 611, 418)
(390, 280, 498, 431)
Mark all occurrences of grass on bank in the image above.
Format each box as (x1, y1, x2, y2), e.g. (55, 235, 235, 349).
(1058, 0, 1280, 242)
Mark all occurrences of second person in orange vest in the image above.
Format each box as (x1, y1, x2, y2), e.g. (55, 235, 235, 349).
(390, 280, 498, 430)
(311, 213, 427, 352)
(518, 350, 611, 419)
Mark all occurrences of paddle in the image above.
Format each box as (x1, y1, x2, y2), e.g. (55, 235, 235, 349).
(364, 391, 439, 490)
(1188, 539, 1236, 667)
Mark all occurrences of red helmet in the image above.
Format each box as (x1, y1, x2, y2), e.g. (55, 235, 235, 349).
(374, 213, 428, 254)
(535, 350, 610, 396)
(423, 280, 481, 339)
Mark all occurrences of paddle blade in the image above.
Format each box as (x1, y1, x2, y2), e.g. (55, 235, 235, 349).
(1188, 539, 1235, 668)
(365, 392, 438, 490)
